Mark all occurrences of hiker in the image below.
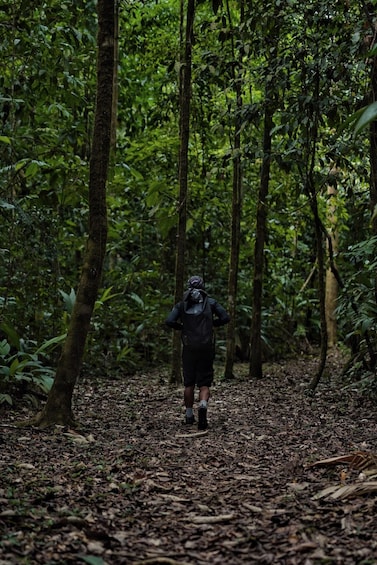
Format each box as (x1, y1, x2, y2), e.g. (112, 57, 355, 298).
(165, 275, 230, 430)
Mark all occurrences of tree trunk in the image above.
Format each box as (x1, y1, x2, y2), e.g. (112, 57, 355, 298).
(170, 0, 195, 385)
(224, 0, 244, 381)
(111, 0, 119, 155)
(34, 0, 115, 427)
(308, 191, 328, 391)
(325, 170, 339, 347)
(248, 101, 273, 380)
(369, 14, 377, 311)
(367, 7, 377, 236)
(224, 152, 242, 380)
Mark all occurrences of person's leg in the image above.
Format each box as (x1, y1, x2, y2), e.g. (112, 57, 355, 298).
(198, 386, 210, 430)
(197, 347, 214, 430)
(199, 386, 210, 402)
(184, 385, 195, 409)
(182, 347, 196, 424)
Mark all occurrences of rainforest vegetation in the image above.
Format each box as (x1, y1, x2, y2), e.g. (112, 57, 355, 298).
(3, 3, 377, 564)
(1, 0, 377, 412)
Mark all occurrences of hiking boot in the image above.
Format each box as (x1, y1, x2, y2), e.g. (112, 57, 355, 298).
(198, 406, 208, 430)
(185, 414, 195, 425)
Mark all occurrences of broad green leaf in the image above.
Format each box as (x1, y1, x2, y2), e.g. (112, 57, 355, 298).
(0, 200, 15, 210)
(25, 161, 40, 178)
(129, 292, 144, 309)
(14, 158, 29, 172)
(354, 102, 377, 136)
(35, 333, 67, 355)
(0, 339, 11, 357)
(0, 394, 13, 406)
(9, 358, 21, 377)
(0, 136, 11, 144)
(0, 323, 21, 348)
(34, 374, 54, 394)
(94, 287, 120, 309)
(59, 288, 76, 314)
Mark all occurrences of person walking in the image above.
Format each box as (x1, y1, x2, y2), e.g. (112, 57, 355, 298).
(165, 275, 230, 430)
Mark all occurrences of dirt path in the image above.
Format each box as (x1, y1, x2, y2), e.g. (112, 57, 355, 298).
(1, 353, 377, 564)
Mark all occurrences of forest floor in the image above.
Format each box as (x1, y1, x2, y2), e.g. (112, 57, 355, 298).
(1, 350, 377, 565)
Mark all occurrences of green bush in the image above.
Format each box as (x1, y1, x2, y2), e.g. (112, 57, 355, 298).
(0, 337, 56, 407)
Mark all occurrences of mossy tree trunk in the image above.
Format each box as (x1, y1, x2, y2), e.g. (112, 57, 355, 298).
(34, 0, 115, 427)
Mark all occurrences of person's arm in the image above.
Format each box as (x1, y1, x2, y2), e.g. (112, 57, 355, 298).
(210, 299, 230, 327)
(165, 303, 183, 330)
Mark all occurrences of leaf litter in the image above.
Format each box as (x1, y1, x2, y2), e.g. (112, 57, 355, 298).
(1, 351, 377, 564)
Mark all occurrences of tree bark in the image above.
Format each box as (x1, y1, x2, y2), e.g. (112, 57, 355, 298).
(224, 0, 244, 381)
(307, 67, 328, 392)
(367, 6, 377, 236)
(248, 101, 273, 380)
(308, 190, 328, 391)
(34, 0, 115, 427)
(248, 10, 280, 380)
(111, 0, 119, 155)
(368, 11, 377, 312)
(325, 170, 339, 348)
(170, 0, 195, 385)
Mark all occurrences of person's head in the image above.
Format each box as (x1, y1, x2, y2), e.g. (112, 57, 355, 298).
(187, 275, 205, 303)
(187, 275, 204, 290)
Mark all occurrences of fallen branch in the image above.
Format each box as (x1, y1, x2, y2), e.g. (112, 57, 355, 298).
(190, 513, 234, 524)
(175, 430, 208, 438)
(134, 558, 192, 565)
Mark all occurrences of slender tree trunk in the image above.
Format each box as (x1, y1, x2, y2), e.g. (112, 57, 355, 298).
(170, 0, 195, 385)
(224, 0, 244, 380)
(224, 149, 242, 380)
(111, 0, 119, 155)
(325, 169, 339, 348)
(367, 7, 377, 236)
(369, 16, 377, 315)
(308, 189, 328, 391)
(34, 0, 115, 427)
(307, 66, 328, 392)
(248, 102, 273, 380)
(248, 10, 280, 380)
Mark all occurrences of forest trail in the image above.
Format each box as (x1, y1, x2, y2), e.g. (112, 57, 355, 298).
(1, 352, 377, 564)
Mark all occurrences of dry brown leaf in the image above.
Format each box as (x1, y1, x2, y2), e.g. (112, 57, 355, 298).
(313, 481, 377, 501)
(312, 485, 340, 500)
(331, 481, 377, 500)
(308, 451, 377, 471)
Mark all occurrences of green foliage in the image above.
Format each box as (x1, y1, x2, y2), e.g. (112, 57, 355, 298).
(337, 237, 377, 383)
(0, 0, 375, 392)
(0, 337, 55, 407)
(353, 102, 377, 137)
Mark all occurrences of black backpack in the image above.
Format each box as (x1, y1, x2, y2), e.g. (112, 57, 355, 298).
(181, 292, 214, 348)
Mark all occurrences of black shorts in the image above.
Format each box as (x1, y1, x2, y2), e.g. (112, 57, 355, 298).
(182, 345, 215, 388)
